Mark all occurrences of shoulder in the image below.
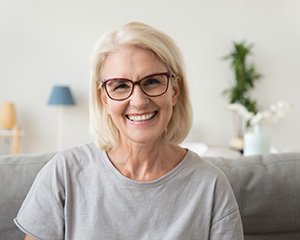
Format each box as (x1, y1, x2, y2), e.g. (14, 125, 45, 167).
(37, 142, 104, 181)
(184, 150, 227, 181)
(184, 149, 238, 204)
(55, 142, 101, 160)
(48, 142, 103, 167)
(186, 150, 241, 222)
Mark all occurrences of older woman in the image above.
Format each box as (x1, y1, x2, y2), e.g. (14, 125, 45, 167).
(15, 22, 243, 239)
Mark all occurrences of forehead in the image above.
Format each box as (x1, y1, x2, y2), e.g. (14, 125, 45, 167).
(101, 45, 167, 79)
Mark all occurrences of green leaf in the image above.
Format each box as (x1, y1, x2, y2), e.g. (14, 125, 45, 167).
(222, 41, 261, 114)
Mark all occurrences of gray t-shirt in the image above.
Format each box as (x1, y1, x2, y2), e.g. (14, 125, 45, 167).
(14, 143, 243, 239)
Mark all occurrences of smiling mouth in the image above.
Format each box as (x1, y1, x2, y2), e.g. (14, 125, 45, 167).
(126, 112, 157, 122)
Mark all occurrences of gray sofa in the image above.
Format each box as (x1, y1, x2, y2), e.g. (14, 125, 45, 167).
(1, 151, 299, 239)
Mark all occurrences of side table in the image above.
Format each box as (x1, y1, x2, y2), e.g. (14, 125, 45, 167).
(0, 126, 22, 155)
(181, 142, 241, 158)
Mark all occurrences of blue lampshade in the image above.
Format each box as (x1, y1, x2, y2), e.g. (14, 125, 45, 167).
(47, 86, 76, 106)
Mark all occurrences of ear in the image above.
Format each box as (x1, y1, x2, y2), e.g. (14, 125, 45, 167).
(171, 82, 179, 107)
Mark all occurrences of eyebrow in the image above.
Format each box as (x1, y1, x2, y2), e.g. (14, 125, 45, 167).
(101, 71, 170, 83)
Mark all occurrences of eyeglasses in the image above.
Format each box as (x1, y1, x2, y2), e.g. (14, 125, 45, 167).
(100, 72, 173, 101)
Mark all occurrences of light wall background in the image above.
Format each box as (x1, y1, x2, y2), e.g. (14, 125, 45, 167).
(0, 0, 299, 154)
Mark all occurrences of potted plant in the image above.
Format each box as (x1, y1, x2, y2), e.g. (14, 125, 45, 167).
(223, 41, 262, 150)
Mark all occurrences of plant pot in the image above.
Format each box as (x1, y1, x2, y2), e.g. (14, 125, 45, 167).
(244, 125, 270, 156)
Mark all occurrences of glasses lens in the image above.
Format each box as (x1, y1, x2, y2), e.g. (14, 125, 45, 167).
(103, 73, 170, 100)
(141, 74, 169, 97)
(105, 79, 133, 100)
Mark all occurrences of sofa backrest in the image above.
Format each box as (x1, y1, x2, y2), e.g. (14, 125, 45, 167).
(205, 152, 300, 240)
(0, 152, 55, 239)
(1, 152, 300, 239)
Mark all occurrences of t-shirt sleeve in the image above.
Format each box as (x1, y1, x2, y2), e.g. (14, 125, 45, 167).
(210, 209, 244, 240)
(210, 171, 244, 240)
(14, 154, 65, 240)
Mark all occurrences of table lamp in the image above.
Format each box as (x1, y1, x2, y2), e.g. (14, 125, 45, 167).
(48, 85, 76, 150)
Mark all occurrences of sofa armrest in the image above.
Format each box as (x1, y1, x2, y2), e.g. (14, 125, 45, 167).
(0, 152, 55, 239)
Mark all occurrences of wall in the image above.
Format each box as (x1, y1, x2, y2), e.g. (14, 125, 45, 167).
(0, 0, 299, 153)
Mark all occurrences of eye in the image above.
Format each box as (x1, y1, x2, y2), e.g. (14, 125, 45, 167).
(114, 82, 130, 90)
(143, 77, 161, 87)
(107, 80, 131, 92)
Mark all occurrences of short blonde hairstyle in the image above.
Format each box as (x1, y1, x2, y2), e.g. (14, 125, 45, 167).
(90, 22, 192, 150)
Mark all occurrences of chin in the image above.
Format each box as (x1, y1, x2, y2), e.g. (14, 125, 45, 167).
(124, 132, 165, 145)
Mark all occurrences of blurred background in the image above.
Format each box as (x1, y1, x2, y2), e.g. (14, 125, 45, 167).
(0, 0, 299, 154)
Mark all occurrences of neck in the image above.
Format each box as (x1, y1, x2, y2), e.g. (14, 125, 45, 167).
(107, 140, 186, 182)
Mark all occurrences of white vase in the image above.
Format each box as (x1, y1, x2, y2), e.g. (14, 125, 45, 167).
(243, 125, 270, 156)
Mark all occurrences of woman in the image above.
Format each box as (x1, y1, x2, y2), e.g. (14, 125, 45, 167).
(15, 22, 244, 239)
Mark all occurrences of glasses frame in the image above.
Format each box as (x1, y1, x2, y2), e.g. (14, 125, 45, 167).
(100, 72, 173, 101)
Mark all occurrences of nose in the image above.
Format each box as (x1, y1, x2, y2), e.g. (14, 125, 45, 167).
(129, 84, 150, 106)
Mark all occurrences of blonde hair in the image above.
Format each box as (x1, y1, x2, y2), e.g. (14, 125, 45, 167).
(90, 22, 192, 150)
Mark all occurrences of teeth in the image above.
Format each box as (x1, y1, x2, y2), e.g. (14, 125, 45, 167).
(127, 112, 155, 122)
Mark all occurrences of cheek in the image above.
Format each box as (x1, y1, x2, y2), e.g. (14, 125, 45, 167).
(104, 103, 116, 117)
(104, 104, 112, 116)
(100, 91, 110, 114)
(101, 92, 122, 116)
(104, 100, 127, 119)
(163, 88, 178, 108)
(160, 94, 175, 117)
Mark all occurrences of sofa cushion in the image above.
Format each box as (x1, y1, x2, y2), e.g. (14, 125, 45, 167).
(0, 152, 55, 239)
(205, 152, 300, 240)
